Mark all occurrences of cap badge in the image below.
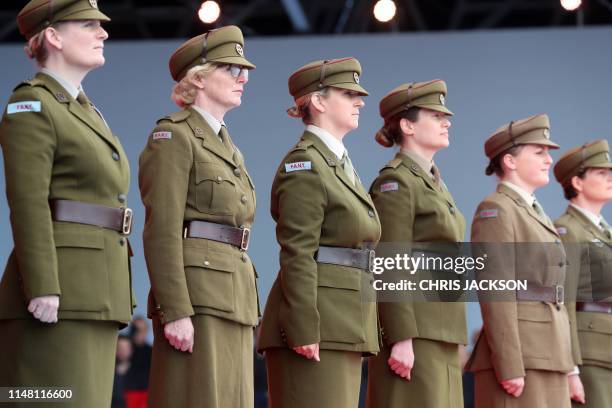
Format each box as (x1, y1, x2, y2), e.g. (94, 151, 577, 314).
(439, 94, 445, 105)
(606, 152, 610, 162)
(353, 72, 360, 84)
(543, 129, 550, 139)
(235, 44, 244, 56)
(89, 0, 98, 9)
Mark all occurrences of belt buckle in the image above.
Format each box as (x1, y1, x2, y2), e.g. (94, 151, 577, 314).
(367, 249, 376, 273)
(555, 285, 564, 305)
(240, 227, 251, 251)
(121, 207, 133, 235)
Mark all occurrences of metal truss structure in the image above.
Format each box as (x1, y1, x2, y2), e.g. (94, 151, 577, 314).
(1, 0, 611, 41)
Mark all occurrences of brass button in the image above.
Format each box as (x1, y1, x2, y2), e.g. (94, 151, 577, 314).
(241, 253, 248, 262)
(368, 210, 375, 218)
(119, 237, 126, 246)
(449, 206, 455, 215)
(411, 164, 419, 171)
(589, 323, 594, 329)
(558, 262, 564, 268)
(216, 176, 222, 182)
(241, 195, 247, 203)
(118, 193, 127, 203)
(233, 168, 241, 176)
(112, 152, 120, 161)
(204, 260, 210, 266)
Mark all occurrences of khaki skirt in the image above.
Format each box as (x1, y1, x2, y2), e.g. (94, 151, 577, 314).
(574, 364, 612, 408)
(475, 368, 570, 408)
(265, 348, 362, 408)
(366, 338, 463, 408)
(148, 314, 253, 408)
(0, 318, 119, 408)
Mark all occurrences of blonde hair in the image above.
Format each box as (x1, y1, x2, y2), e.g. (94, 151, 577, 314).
(171, 62, 218, 108)
(286, 87, 329, 124)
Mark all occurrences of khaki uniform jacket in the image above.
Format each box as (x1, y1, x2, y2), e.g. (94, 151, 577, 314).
(466, 184, 574, 380)
(369, 152, 468, 346)
(257, 131, 381, 353)
(139, 107, 259, 326)
(0, 72, 134, 323)
(556, 206, 612, 370)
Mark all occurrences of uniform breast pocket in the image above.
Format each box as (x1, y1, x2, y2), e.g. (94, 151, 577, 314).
(183, 245, 236, 312)
(317, 264, 366, 344)
(55, 229, 110, 312)
(194, 162, 238, 215)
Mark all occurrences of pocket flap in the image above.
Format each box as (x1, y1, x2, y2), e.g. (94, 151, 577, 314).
(517, 303, 552, 322)
(54, 230, 104, 249)
(317, 264, 360, 290)
(578, 313, 612, 334)
(183, 246, 235, 272)
(195, 162, 235, 185)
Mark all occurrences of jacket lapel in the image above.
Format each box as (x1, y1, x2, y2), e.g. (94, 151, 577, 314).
(497, 184, 559, 236)
(567, 206, 612, 247)
(37, 73, 118, 150)
(302, 132, 374, 209)
(185, 107, 237, 167)
(399, 153, 456, 207)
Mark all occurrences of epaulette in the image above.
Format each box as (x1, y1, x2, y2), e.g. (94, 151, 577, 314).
(13, 78, 44, 92)
(382, 157, 402, 170)
(157, 109, 191, 124)
(290, 138, 314, 152)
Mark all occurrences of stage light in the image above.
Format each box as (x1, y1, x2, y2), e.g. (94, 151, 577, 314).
(374, 0, 397, 23)
(560, 0, 582, 11)
(198, 1, 221, 24)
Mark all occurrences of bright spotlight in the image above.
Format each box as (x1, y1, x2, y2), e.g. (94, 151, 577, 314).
(198, 1, 220, 24)
(560, 0, 582, 11)
(374, 0, 397, 23)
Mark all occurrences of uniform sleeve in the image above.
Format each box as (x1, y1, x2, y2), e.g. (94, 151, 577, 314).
(139, 124, 194, 323)
(471, 201, 525, 381)
(0, 88, 60, 300)
(557, 222, 583, 366)
(273, 151, 326, 347)
(370, 171, 419, 343)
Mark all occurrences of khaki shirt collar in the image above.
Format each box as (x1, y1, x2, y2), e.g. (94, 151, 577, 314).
(40, 68, 80, 100)
(500, 181, 536, 207)
(192, 105, 224, 135)
(570, 203, 602, 229)
(306, 124, 346, 160)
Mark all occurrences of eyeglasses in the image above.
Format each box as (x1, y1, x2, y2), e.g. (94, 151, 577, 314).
(224, 64, 249, 80)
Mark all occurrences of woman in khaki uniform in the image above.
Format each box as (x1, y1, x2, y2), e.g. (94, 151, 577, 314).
(465, 114, 574, 407)
(138, 26, 259, 408)
(257, 58, 381, 408)
(365, 80, 467, 408)
(553, 140, 612, 407)
(0, 1, 134, 406)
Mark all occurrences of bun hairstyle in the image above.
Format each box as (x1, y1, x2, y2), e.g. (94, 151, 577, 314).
(484, 145, 524, 177)
(375, 106, 421, 148)
(375, 125, 395, 148)
(286, 87, 329, 124)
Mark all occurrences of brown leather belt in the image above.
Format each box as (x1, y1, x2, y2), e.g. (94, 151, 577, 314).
(577, 302, 612, 314)
(51, 199, 133, 235)
(183, 220, 250, 251)
(316, 246, 375, 272)
(517, 284, 564, 305)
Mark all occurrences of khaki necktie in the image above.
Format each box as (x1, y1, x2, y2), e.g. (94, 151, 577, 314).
(431, 165, 441, 185)
(340, 152, 356, 185)
(77, 91, 107, 130)
(219, 125, 242, 165)
(600, 219, 612, 240)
